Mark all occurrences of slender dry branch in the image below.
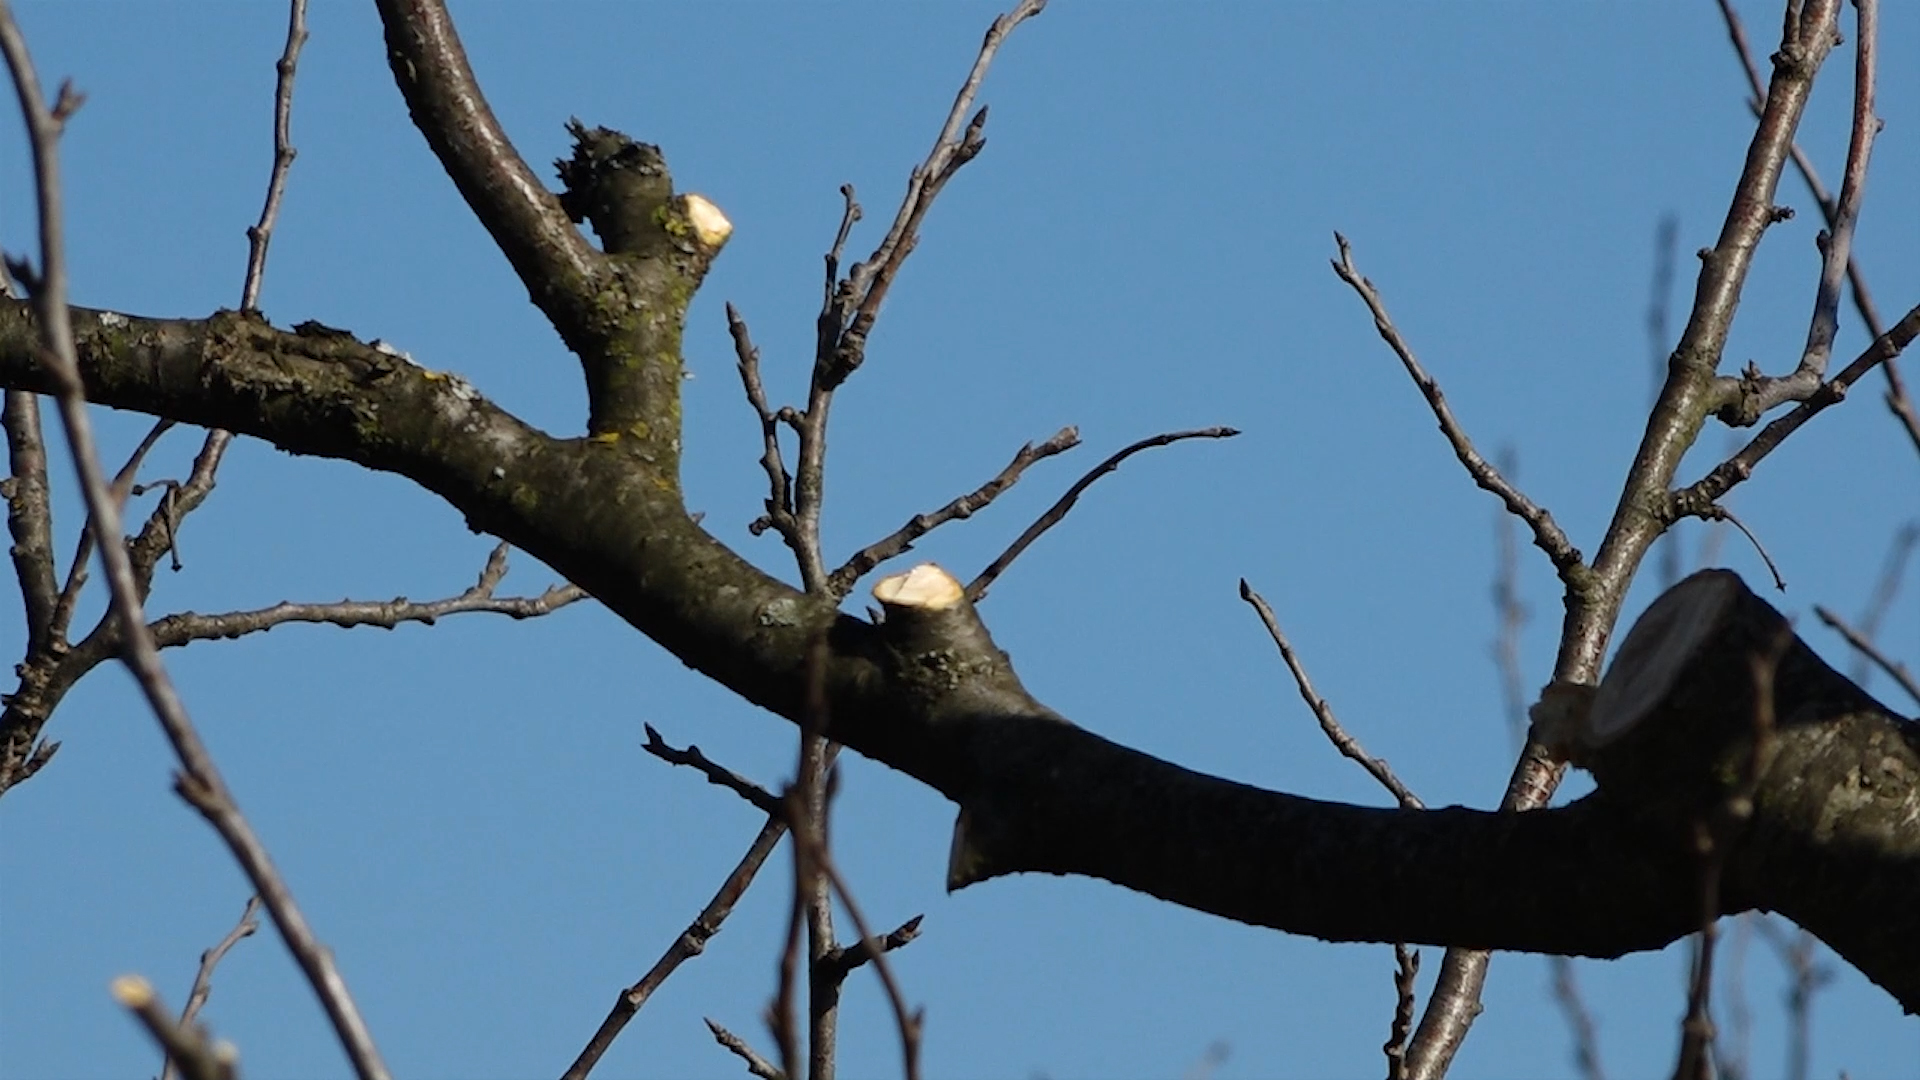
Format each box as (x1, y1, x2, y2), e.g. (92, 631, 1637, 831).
(1489, 467, 1607, 1080)
(1814, 605, 1917, 706)
(1385, 946, 1420, 1080)
(817, 0, 1047, 392)
(240, 0, 307, 312)
(1714, 0, 1879, 424)
(765, 0, 1045, 595)
(112, 976, 238, 1080)
(562, 817, 788, 1080)
(1331, 233, 1584, 581)
(162, 897, 262, 1080)
(827, 425, 1080, 599)
(817, 915, 923, 983)
(1815, 522, 1920, 706)
(0, 13, 389, 1079)
(48, 415, 174, 642)
(706, 1018, 786, 1080)
(1238, 580, 1422, 810)
(145, 542, 584, 648)
(967, 426, 1237, 602)
(1715, 0, 1920, 455)
(1672, 300, 1920, 517)
(641, 723, 785, 817)
(1410, 7, 1846, 1068)
(729, 304, 800, 550)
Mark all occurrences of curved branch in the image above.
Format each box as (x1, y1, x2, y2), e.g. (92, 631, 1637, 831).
(373, 0, 600, 310)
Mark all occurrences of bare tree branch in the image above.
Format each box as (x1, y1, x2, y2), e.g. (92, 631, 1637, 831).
(641, 723, 785, 818)
(828, 425, 1080, 599)
(111, 976, 239, 1080)
(967, 426, 1237, 602)
(0, 11, 390, 1077)
(145, 542, 584, 647)
(240, 0, 307, 312)
(1713, 0, 1880, 424)
(1238, 580, 1421, 810)
(1671, 300, 1920, 517)
(162, 897, 262, 1080)
(706, 1018, 787, 1080)
(563, 818, 788, 1080)
(1331, 233, 1584, 581)
(1385, 946, 1420, 1080)
(1714, 0, 1920, 456)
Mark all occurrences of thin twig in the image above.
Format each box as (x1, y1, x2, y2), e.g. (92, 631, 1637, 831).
(1648, 218, 1686, 592)
(816, 915, 923, 983)
(1698, 505, 1785, 591)
(1851, 522, 1917, 672)
(1331, 233, 1583, 580)
(1384, 946, 1420, 1080)
(0, 14, 389, 1079)
(145, 543, 584, 648)
(967, 426, 1237, 602)
(1239, 580, 1422, 810)
(240, 0, 307, 312)
(1672, 300, 1920, 516)
(1714, 0, 1920, 456)
(827, 425, 1080, 599)
(775, 0, 1045, 594)
(641, 724, 786, 817)
(111, 976, 238, 1080)
(1713, 0, 1879, 424)
(162, 897, 262, 1080)
(1673, 629, 1790, 1080)
(729, 304, 799, 548)
(706, 1018, 787, 1080)
(562, 818, 788, 1080)
(1813, 605, 1917, 705)
(47, 416, 175, 643)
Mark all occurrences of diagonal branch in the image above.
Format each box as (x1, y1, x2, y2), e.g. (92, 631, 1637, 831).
(161, 897, 262, 1080)
(1330, 233, 1583, 582)
(828, 425, 1080, 599)
(966, 426, 1237, 602)
(563, 817, 789, 1080)
(0, 8, 389, 1078)
(372, 0, 599, 312)
(1670, 300, 1920, 518)
(1714, 0, 1920, 456)
(1239, 580, 1421, 810)
(1714, 0, 1880, 425)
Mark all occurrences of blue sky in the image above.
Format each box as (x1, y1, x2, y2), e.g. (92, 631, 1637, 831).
(2, 2, 1916, 1078)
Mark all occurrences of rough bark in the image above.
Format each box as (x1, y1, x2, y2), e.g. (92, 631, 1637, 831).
(2, 292, 1917, 1010)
